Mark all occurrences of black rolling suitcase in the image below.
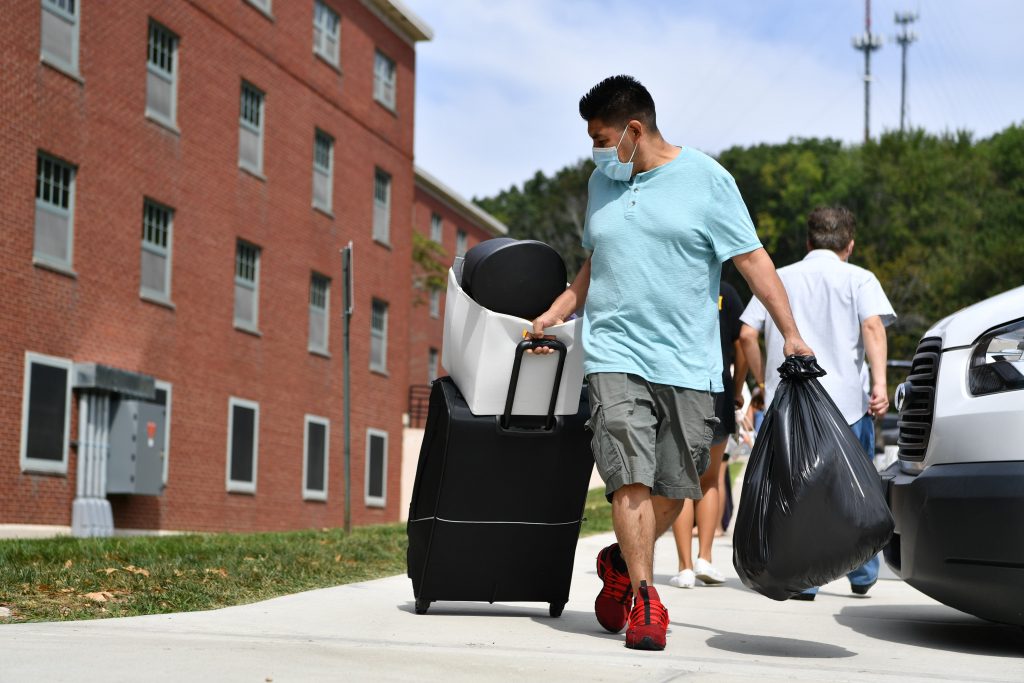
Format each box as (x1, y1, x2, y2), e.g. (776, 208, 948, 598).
(407, 338, 594, 617)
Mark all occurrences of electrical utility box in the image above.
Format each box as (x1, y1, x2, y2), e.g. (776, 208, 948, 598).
(107, 396, 166, 495)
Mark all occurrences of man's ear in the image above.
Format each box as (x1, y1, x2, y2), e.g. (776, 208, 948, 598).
(845, 240, 855, 260)
(628, 119, 644, 140)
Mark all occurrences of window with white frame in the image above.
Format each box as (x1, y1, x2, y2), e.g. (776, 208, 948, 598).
(372, 168, 391, 244)
(303, 415, 329, 501)
(365, 429, 387, 507)
(146, 21, 178, 126)
(234, 240, 261, 331)
(430, 213, 442, 243)
(312, 129, 333, 212)
(455, 229, 468, 258)
(312, 0, 340, 66)
(239, 82, 265, 173)
(227, 397, 259, 493)
(154, 380, 172, 486)
(34, 152, 76, 271)
(20, 352, 73, 475)
(428, 347, 439, 383)
(246, 0, 272, 16)
(373, 50, 396, 110)
(140, 199, 173, 302)
(309, 273, 330, 354)
(370, 299, 388, 372)
(429, 288, 440, 319)
(40, 0, 79, 75)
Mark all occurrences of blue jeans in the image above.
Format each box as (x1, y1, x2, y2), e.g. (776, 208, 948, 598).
(803, 414, 879, 595)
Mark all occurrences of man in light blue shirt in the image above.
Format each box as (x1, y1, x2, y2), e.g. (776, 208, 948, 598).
(531, 75, 812, 651)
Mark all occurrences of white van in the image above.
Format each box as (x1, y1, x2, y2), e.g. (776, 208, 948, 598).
(884, 285, 1024, 626)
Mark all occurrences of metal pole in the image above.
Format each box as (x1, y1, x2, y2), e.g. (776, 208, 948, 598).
(342, 242, 354, 533)
(852, 0, 883, 143)
(895, 11, 919, 134)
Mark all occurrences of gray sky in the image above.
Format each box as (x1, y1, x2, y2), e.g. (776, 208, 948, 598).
(404, 0, 1024, 200)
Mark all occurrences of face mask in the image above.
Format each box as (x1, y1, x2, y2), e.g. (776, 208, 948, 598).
(593, 126, 637, 181)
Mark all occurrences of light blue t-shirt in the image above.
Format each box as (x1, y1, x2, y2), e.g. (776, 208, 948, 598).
(581, 147, 762, 392)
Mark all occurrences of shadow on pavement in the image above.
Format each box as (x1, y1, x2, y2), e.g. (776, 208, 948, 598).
(532, 609, 632, 642)
(676, 622, 857, 659)
(835, 603, 1024, 657)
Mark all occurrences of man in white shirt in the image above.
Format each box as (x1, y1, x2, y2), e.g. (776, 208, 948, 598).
(738, 205, 896, 599)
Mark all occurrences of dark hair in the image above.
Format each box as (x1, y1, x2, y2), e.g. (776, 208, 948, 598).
(579, 75, 658, 132)
(807, 206, 856, 251)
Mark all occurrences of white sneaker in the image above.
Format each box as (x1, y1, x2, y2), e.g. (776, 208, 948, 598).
(668, 569, 696, 589)
(694, 558, 725, 585)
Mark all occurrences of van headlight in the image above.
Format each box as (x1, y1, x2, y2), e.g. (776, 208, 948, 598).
(968, 319, 1024, 396)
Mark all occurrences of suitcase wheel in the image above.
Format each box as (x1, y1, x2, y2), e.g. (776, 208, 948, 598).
(415, 598, 432, 615)
(549, 602, 565, 618)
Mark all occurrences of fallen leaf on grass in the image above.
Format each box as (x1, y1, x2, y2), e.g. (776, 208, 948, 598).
(334, 554, 342, 563)
(124, 565, 150, 577)
(204, 568, 229, 578)
(64, 560, 73, 569)
(98, 568, 118, 576)
(85, 592, 114, 603)
(173, 569, 184, 577)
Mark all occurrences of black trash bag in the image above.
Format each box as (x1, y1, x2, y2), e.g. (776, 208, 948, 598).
(732, 355, 894, 600)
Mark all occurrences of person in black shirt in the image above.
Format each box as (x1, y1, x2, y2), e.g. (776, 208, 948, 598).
(668, 281, 747, 588)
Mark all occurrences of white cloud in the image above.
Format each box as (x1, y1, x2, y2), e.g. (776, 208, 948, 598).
(406, 0, 1024, 199)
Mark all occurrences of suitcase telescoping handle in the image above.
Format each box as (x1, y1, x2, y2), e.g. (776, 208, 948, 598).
(500, 338, 567, 431)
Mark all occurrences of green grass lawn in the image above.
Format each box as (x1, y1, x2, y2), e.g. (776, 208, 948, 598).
(0, 488, 617, 624)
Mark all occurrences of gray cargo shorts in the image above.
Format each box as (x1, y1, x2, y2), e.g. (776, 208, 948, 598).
(587, 372, 718, 502)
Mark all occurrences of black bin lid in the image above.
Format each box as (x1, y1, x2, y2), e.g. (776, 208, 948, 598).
(461, 238, 567, 321)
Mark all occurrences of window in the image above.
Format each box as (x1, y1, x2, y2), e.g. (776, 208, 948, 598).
(239, 82, 265, 174)
(372, 168, 391, 244)
(146, 21, 178, 126)
(428, 348, 439, 383)
(20, 352, 73, 475)
(226, 397, 259, 493)
(312, 0, 340, 66)
(365, 429, 387, 507)
(40, 0, 79, 75)
(34, 152, 76, 272)
(373, 50, 396, 110)
(154, 380, 172, 486)
(370, 299, 388, 372)
(234, 241, 261, 331)
(429, 288, 440, 319)
(140, 200, 173, 302)
(430, 213, 442, 243)
(309, 273, 330, 354)
(312, 129, 333, 212)
(246, 0, 272, 16)
(455, 229, 468, 258)
(303, 415, 329, 501)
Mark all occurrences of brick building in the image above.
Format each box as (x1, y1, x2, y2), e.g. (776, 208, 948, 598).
(0, 0, 513, 535)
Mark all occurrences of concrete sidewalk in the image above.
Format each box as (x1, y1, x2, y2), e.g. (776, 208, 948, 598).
(1, 532, 1021, 682)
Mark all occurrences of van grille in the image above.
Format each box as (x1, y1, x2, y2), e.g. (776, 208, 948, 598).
(897, 337, 942, 462)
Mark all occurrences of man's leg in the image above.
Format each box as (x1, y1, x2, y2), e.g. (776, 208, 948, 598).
(847, 414, 880, 591)
(614, 484, 684, 594)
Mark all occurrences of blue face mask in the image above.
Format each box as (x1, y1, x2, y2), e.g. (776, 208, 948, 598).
(592, 126, 637, 181)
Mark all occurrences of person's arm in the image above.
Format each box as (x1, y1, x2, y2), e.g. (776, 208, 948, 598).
(732, 339, 748, 409)
(529, 257, 591, 353)
(862, 315, 889, 416)
(739, 323, 764, 389)
(732, 248, 813, 358)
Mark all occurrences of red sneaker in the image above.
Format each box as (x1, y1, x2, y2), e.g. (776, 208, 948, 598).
(625, 581, 669, 651)
(595, 543, 632, 633)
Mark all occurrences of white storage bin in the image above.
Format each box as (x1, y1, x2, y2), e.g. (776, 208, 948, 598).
(442, 267, 584, 417)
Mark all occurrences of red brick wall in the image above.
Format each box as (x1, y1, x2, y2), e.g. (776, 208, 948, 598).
(0, 0, 417, 531)
(408, 185, 499, 394)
